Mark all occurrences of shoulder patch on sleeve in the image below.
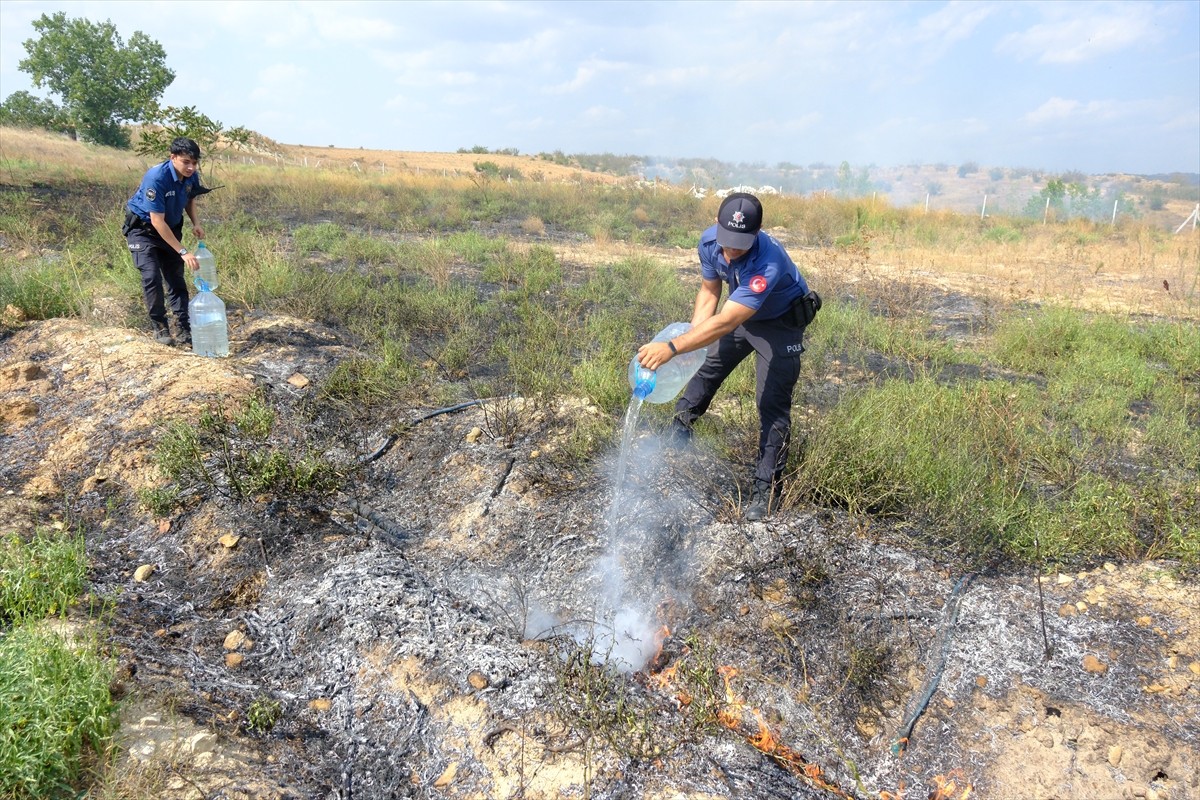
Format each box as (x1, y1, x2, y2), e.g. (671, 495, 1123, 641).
(750, 275, 768, 293)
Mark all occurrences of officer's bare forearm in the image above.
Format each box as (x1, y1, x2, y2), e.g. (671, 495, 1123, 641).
(673, 301, 754, 354)
(149, 215, 183, 251)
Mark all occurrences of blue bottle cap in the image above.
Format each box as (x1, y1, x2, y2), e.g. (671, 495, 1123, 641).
(633, 367, 656, 400)
(194, 276, 210, 292)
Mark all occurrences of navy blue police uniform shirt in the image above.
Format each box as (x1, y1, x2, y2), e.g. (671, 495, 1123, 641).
(698, 225, 808, 321)
(127, 160, 201, 228)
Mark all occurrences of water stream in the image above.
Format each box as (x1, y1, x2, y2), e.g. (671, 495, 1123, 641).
(608, 395, 643, 528)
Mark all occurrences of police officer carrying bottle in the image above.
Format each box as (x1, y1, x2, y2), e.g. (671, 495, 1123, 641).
(636, 192, 819, 521)
(123, 137, 208, 346)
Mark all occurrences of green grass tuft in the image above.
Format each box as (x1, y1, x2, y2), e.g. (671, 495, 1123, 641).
(1, 529, 88, 624)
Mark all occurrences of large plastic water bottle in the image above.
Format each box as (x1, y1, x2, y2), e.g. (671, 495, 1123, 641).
(628, 322, 708, 403)
(195, 240, 218, 291)
(189, 277, 229, 357)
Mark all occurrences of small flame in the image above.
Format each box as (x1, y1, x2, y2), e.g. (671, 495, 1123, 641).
(647, 624, 671, 670)
(713, 665, 853, 799)
(649, 661, 678, 689)
(748, 709, 776, 751)
(929, 772, 972, 800)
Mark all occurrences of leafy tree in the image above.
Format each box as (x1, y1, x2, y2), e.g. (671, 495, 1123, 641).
(136, 106, 222, 158)
(836, 160, 853, 194)
(0, 90, 74, 135)
(834, 160, 874, 198)
(957, 161, 979, 178)
(136, 105, 252, 181)
(15, 12, 174, 147)
(1023, 178, 1067, 218)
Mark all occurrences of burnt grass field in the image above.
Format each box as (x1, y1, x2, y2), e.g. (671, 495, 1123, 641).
(3, 272, 1198, 799)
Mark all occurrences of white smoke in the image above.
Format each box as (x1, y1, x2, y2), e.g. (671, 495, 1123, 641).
(583, 408, 690, 674)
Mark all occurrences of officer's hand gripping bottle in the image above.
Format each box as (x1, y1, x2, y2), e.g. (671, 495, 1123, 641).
(627, 322, 707, 403)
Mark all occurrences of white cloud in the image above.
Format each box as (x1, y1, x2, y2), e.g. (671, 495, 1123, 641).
(548, 65, 601, 94)
(507, 115, 548, 132)
(305, 6, 401, 43)
(997, 5, 1165, 64)
(480, 28, 563, 68)
(547, 59, 628, 94)
(745, 113, 823, 137)
(370, 47, 483, 92)
(1162, 109, 1200, 131)
(955, 117, 990, 136)
(637, 65, 709, 89)
(204, 1, 401, 47)
(1023, 96, 1126, 125)
(916, 1, 997, 47)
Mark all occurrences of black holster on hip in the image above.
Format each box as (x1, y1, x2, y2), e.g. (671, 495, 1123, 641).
(789, 290, 822, 327)
(121, 210, 144, 237)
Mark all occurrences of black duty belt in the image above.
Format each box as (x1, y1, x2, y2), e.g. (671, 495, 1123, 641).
(121, 210, 148, 236)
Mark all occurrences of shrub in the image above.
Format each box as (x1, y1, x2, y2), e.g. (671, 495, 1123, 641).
(0, 256, 84, 320)
(0, 626, 116, 799)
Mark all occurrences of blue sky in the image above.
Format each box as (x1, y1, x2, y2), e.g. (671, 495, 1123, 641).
(1, 0, 1197, 175)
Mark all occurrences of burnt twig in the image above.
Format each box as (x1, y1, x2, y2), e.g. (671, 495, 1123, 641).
(347, 499, 410, 545)
(359, 398, 491, 464)
(1034, 535, 1053, 660)
(483, 724, 519, 750)
(891, 572, 973, 755)
(481, 456, 517, 518)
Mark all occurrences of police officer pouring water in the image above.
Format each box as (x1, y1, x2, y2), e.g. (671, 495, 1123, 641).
(123, 137, 208, 346)
(636, 192, 819, 521)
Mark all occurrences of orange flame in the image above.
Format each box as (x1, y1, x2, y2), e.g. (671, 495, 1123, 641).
(653, 661, 974, 800)
(711, 665, 855, 800)
(650, 661, 677, 687)
(748, 709, 776, 751)
(647, 624, 672, 670)
(929, 772, 972, 800)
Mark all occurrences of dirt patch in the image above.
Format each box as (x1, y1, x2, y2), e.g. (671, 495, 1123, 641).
(0, 319, 254, 497)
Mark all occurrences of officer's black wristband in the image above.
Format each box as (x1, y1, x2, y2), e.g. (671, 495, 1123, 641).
(667, 340, 678, 354)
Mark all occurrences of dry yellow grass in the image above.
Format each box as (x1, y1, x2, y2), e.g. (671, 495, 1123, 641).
(0, 125, 625, 185)
(0, 125, 145, 178)
(3, 125, 1196, 319)
(267, 142, 626, 185)
(871, 232, 1199, 320)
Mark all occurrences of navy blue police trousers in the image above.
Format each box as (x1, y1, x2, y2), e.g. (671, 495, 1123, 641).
(673, 314, 805, 489)
(126, 226, 190, 333)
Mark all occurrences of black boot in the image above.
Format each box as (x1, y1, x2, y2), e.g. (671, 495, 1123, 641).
(664, 418, 693, 450)
(744, 481, 779, 521)
(153, 325, 173, 345)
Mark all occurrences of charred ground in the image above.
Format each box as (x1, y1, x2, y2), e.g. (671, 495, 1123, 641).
(2, 239, 1197, 799)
